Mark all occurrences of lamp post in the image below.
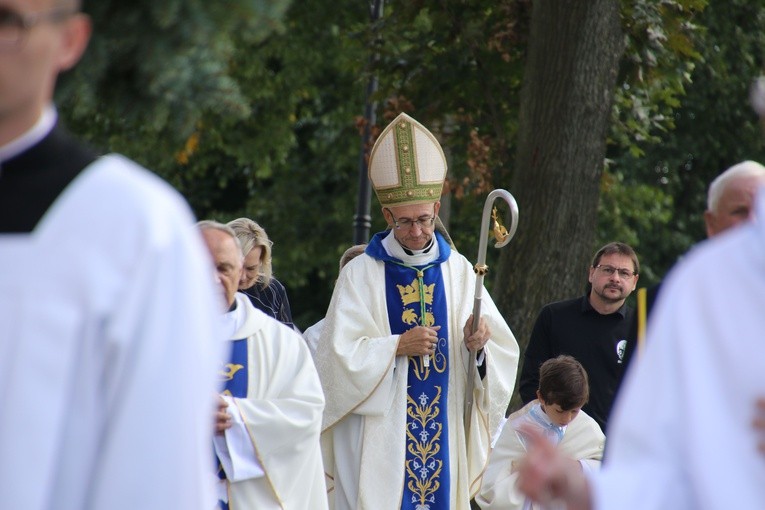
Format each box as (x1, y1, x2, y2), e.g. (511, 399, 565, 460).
(353, 0, 384, 245)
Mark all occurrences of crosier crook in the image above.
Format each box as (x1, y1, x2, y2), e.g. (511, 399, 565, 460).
(463, 189, 519, 439)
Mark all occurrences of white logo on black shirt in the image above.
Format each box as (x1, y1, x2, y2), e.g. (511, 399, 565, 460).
(616, 339, 627, 364)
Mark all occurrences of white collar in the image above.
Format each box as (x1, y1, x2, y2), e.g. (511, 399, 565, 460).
(381, 229, 440, 266)
(220, 293, 251, 340)
(0, 105, 57, 163)
(529, 402, 567, 444)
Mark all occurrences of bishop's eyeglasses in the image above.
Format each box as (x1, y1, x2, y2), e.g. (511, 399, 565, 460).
(385, 208, 436, 230)
(0, 6, 77, 50)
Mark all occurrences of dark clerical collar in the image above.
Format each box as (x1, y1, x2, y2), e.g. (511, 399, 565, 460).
(0, 122, 97, 233)
(400, 238, 435, 256)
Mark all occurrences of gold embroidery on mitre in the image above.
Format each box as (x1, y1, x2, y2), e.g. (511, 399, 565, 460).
(368, 113, 447, 208)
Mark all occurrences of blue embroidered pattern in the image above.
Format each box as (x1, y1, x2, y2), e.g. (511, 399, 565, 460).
(216, 338, 248, 510)
(368, 231, 452, 509)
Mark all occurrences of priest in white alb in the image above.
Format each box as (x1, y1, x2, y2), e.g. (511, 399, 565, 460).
(313, 113, 520, 509)
(199, 221, 328, 510)
(0, 2, 222, 508)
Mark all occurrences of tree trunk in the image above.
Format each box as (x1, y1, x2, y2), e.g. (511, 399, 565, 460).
(493, 0, 624, 407)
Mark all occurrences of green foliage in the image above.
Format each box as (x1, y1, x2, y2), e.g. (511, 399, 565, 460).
(54, 0, 765, 328)
(57, 0, 368, 328)
(604, 0, 765, 288)
(371, 0, 529, 187)
(58, 0, 291, 167)
(598, 165, 678, 285)
(175, 0, 371, 328)
(612, 0, 707, 156)
(365, 0, 531, 283)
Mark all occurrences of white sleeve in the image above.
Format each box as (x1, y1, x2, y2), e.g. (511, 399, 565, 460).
(302, 319, 323, 357)
(579, 458, 600, 475)
(353, 360, 397, 415)
(476, 419, 528, 510)
(213, 396, 265, 481)
(90, 199, 223, 510)
(590, 290, 690, 510)
(0, 160, 224, 510)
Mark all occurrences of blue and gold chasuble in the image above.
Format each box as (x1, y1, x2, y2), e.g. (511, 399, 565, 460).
(367, 231, 452, 510)
(216, 338, 249, 510)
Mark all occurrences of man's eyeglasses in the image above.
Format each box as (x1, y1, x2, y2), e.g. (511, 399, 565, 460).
(595, 265, 637, 279)
(0, 6, 77, 50)
(385, 208, 436, 230)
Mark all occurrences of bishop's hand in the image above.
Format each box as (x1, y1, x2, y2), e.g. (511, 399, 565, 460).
(396, 325, 441, 357)
(463, 314, 490, 353)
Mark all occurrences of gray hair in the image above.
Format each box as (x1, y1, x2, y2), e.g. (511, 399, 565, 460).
(227, 218, 273, 288)
(707, 160, 765, 212)
(196, 220, 243, 257)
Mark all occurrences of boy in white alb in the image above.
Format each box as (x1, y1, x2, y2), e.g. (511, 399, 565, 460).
(477, 356, 604, 510)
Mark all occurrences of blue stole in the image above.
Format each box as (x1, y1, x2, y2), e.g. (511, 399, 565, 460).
(216, 338, 249, 510)
(367, 232, 452, 509)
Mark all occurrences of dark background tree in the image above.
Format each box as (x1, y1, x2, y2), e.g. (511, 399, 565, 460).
(492, 0, 625, 407)
(60, 0, 292, 161)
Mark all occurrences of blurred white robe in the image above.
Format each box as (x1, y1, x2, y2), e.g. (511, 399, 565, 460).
(303, 317, 324, 356)
(592, 193, 765, 509)
(0, 155, 222, 510)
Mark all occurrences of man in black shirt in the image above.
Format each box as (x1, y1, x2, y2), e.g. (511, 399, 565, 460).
(519, 242, 639, 432)
(619, 160, 765, 389)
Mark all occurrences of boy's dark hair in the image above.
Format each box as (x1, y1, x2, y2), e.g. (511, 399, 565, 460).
(538, 355, 589, 411)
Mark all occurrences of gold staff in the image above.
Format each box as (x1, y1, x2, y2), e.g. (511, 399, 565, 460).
(464, 189, 519, 438)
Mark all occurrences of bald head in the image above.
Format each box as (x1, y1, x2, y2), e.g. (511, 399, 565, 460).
(704, 161, 765, 237)
(197, 221, 243, 309)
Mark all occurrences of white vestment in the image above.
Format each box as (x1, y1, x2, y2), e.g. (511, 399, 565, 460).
(303, 317, 325, 356)
(476, 401, 604, 510)
(216, 293, 328, 510)
(592, 192, 765, 509)
(0, 155, 222, 509)
(314, 233, 520, 509)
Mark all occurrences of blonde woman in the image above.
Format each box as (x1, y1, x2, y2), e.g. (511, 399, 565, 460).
(227, 218, 296, 329)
